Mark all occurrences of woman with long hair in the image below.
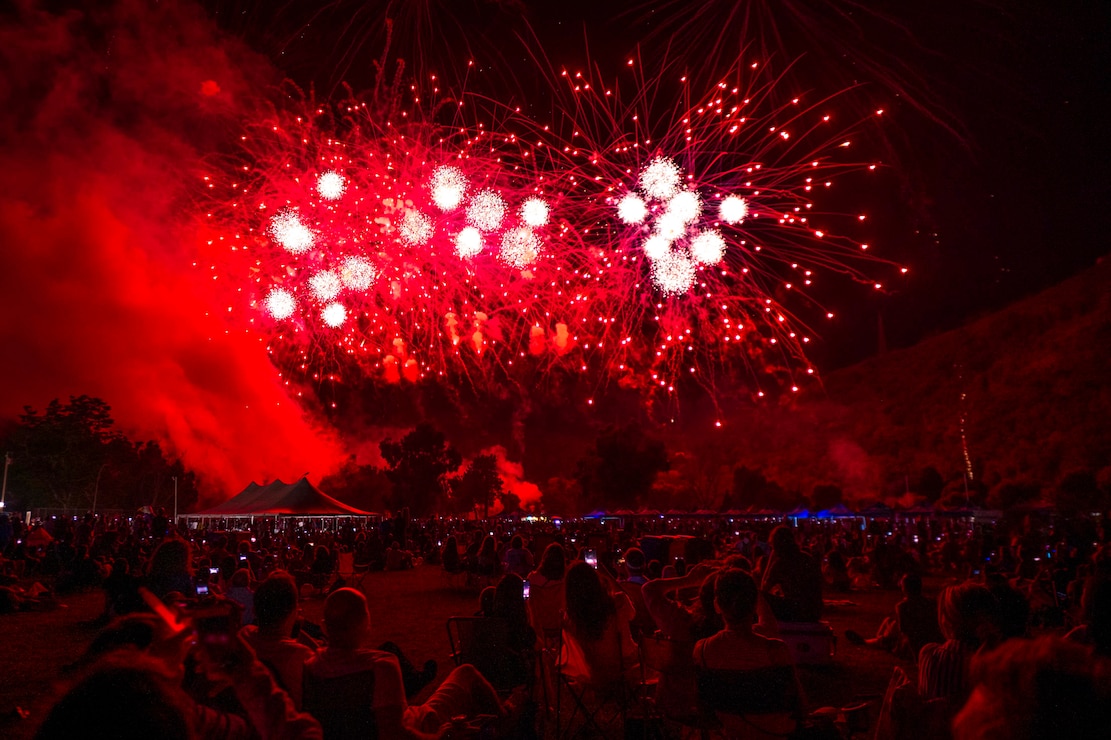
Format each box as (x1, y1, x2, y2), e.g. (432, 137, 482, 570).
(562, 561, 638, 685)
(527, 543, 567, 639)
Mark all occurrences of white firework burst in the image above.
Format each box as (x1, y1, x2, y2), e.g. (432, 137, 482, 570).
(341, 256, 377, 291)
(316, 171, 346, 200)
(617, 193, 648, 224)
(690, 230, 726, 265)
(639, 157, 682, 201)
(264, 288, 296, 320)
(309, 270, 342, 302)
(399, 210, 433, 246)
(430, 166, 467, 211)
(719, 195, 749, 224)
(268, 210, 314, 254)
(466, 190, 507, 231)
(455, 227, 484, 258)
(499, 227, 541, 268)
(651, 251, 696, 295)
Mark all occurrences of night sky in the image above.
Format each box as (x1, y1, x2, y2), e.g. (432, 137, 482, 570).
(2, 0, 1108, 494)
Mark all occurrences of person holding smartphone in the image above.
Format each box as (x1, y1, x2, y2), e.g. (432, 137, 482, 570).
(562, 561, 639, 685)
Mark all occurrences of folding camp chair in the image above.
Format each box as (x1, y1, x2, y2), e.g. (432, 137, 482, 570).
(336, 549, 369, 590)
(554, 627, 636, 740)
(446, 616, 532, 693)
(302, 666, 378, 740)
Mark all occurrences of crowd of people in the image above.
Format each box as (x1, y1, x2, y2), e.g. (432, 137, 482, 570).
(2, 506, 1111, 738)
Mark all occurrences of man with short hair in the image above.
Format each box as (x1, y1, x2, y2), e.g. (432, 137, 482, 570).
(240, 572, 316, 709)
(304, 588, 505, 739)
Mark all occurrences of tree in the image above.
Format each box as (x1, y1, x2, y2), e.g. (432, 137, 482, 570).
(449, 453, 503, 517)
(319, 455, 392, 513)
(987, 478, 1041, 510)
(499, 491, 522, 516)
(574, 424, 669, 510)
(1054, 469, 1108, 515)
(917, 466, 946, 503)
(3, 396, 199, 512)
(379, 424, 462, 516)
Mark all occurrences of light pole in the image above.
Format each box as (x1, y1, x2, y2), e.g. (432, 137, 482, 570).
(0, 452, 11, 510)
(173, 475, 178, 524)
(92, 462, 108, 515)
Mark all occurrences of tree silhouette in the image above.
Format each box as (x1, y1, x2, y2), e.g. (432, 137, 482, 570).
(380, 423, 461, 516)
(575, 424, 669, 510)
(450, 453, 503, 517)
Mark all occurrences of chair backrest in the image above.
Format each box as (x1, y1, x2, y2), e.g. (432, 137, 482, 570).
(302, 666, 378, 740)
(336, 551, 355, 576)
(640, 634, 694, 676)
(697, 664, 800, 716)
(446, 616, 525, 690)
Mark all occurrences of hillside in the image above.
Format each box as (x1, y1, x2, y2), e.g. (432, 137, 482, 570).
(670, 255, 1111, 503)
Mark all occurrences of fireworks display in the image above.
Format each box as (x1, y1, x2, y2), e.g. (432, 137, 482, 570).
(203, 47, 904, 411)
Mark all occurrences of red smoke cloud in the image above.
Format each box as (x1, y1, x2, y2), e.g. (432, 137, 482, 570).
(0, 1, 345, 500)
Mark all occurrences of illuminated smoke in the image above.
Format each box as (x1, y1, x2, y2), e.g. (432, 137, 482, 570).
(265, 288, 296, 320)
(520, 197, 550, 227)
(466, 189, 507, 231)
(455, 226, 483, 258)
(719, 195, 749, 224)
(269, 210, 314, 254)
(340, 256, 377, 291)
(309, 270, 342, 302)
(499, 227, 541, 268)
(651, 251, 696, 295)
(431, 165, 467, 211)
(639, 157, 682, 200)
(399, 210, 433, 246)
(690, 230, 726, 265)
(316, 171, 346, 200)
(321, 302, 347, 327)
(617, 193, 648, 224)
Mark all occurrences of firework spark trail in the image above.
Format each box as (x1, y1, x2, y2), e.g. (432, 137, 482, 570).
(204, 52, 905, 412)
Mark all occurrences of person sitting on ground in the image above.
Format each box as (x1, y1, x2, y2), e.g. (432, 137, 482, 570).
(501, 536, 534, 579)
(385, 541, 413, 571)
(846, 573, 941, 660)
(761, 526, 823, 623)
(240, 573, 316, 709)
(303, 588, 506, 739)
(694, 569, 800, 739)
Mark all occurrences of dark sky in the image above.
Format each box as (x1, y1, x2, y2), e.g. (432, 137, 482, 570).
(1, 0, 1108, 495)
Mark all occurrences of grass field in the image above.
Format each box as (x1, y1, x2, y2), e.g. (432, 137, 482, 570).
(0, 565, 928, 737)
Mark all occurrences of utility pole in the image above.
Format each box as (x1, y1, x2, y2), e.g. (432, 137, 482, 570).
(92, 462, 108, 514)
(0, 452, 11, 509)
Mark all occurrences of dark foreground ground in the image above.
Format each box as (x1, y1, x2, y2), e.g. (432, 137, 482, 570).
(0, 566, 938, 738)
